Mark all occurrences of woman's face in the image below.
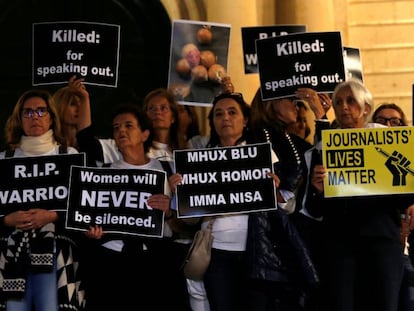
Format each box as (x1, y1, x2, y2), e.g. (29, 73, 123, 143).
(21, 96, 52, 137)
(113, 113, 149, 152)
(288, 105, 309, 139)
(62, 96, 80, 126)
(145, 95, 175, 132)
(374, 108, 403, 127)
(273, 98, 298, 125)
(213, 98, 247, 146)
(333, 86, 368, 128)
(177, 104, 192, 133)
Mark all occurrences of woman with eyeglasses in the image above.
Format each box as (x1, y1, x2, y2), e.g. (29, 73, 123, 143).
(0, 89, 85, 310)
(305, 79, 414, 311)
(371, 102, 414, 311)
(372, 102, 408, 127)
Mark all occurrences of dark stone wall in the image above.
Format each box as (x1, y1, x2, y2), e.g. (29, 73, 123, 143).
(0, 0, 172, 147)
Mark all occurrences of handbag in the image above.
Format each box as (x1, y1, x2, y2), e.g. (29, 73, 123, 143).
(182, 220, 214, 280)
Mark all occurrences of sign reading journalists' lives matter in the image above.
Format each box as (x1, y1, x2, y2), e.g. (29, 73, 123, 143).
(0, 153, 86, 217)
(33, 21, 120, 87)
(66, 166, 167, 238)
(321, 126, 414, 197)
(174, 142, 277, 218)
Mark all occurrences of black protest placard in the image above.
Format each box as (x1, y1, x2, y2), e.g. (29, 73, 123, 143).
(256, 31, 346, 100)
(66, 166, 166, 237)
(174, 142, 277, 218)
(33, 21, 120, 87)
(0, 153, 86, 217)
(241, 25, 306, 74)
(343, 46, 363, 82)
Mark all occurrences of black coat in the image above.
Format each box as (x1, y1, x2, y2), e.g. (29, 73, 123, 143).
(246, 209, 319, 291)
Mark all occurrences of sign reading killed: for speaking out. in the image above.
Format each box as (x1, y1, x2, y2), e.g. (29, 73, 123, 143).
(33, 21, 120, 87)
(256, 31, 346, 100)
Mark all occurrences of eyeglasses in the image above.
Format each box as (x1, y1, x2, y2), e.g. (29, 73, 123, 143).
(374, 117, 402, 127)
(21, 107, 49, 118)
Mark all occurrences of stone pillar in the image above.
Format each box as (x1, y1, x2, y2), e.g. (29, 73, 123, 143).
(276, 0, 335, 32)
(207, 0, 260, 104)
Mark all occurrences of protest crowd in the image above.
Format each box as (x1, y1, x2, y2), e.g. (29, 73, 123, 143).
(1, 9, 414, 311)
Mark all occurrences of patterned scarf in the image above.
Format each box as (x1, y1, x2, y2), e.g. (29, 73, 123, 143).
(2, 223, 55, 298)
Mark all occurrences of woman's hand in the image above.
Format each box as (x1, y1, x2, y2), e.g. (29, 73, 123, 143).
(405, 204, 414, 230)
(68, 75, 89, 99)
(295, 88, 331, 119)
(85, 225, 104, 239)
(4, 209, 57, 230)
(311, 164, 326, 193)
(146, 194, 172, 215)
(318, 93, 332, 115)
(267, 172, 280, 188)
(221, 76, 234, 94)
(168, 173, 182, 194)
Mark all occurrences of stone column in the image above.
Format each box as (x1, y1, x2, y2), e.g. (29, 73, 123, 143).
(207, 0, 260, 104)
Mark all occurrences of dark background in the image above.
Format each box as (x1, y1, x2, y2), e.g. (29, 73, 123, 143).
(0, 0, 172, 148)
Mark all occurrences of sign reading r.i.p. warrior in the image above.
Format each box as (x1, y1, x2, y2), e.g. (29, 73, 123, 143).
(66, 166, 167, 238)
(33, 21, 120, 87)
(0, 153, 86, 217)
(174, 142, 277, 218)
(256, 31, 346, 100)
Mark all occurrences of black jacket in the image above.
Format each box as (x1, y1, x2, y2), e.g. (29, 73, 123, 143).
(246, 209, 319, 291)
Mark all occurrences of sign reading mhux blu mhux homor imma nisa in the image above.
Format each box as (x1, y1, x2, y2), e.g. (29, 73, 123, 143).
(174, 142, 277, 218)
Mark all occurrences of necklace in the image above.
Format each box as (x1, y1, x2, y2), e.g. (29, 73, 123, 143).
(263, 128, 301, 167)
(285, 131, 301, 166)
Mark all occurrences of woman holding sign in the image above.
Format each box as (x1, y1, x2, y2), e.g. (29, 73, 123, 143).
(246, 89, 321, 310)
(306, 78, 414, 311)
(197, 91, 253, 311)
(170, 92, 256, 310)
(0, 89, 85, 310)
(82, 104, 186, 310)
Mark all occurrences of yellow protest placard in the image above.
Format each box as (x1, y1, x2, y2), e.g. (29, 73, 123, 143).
(321, 126, 414, 197)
